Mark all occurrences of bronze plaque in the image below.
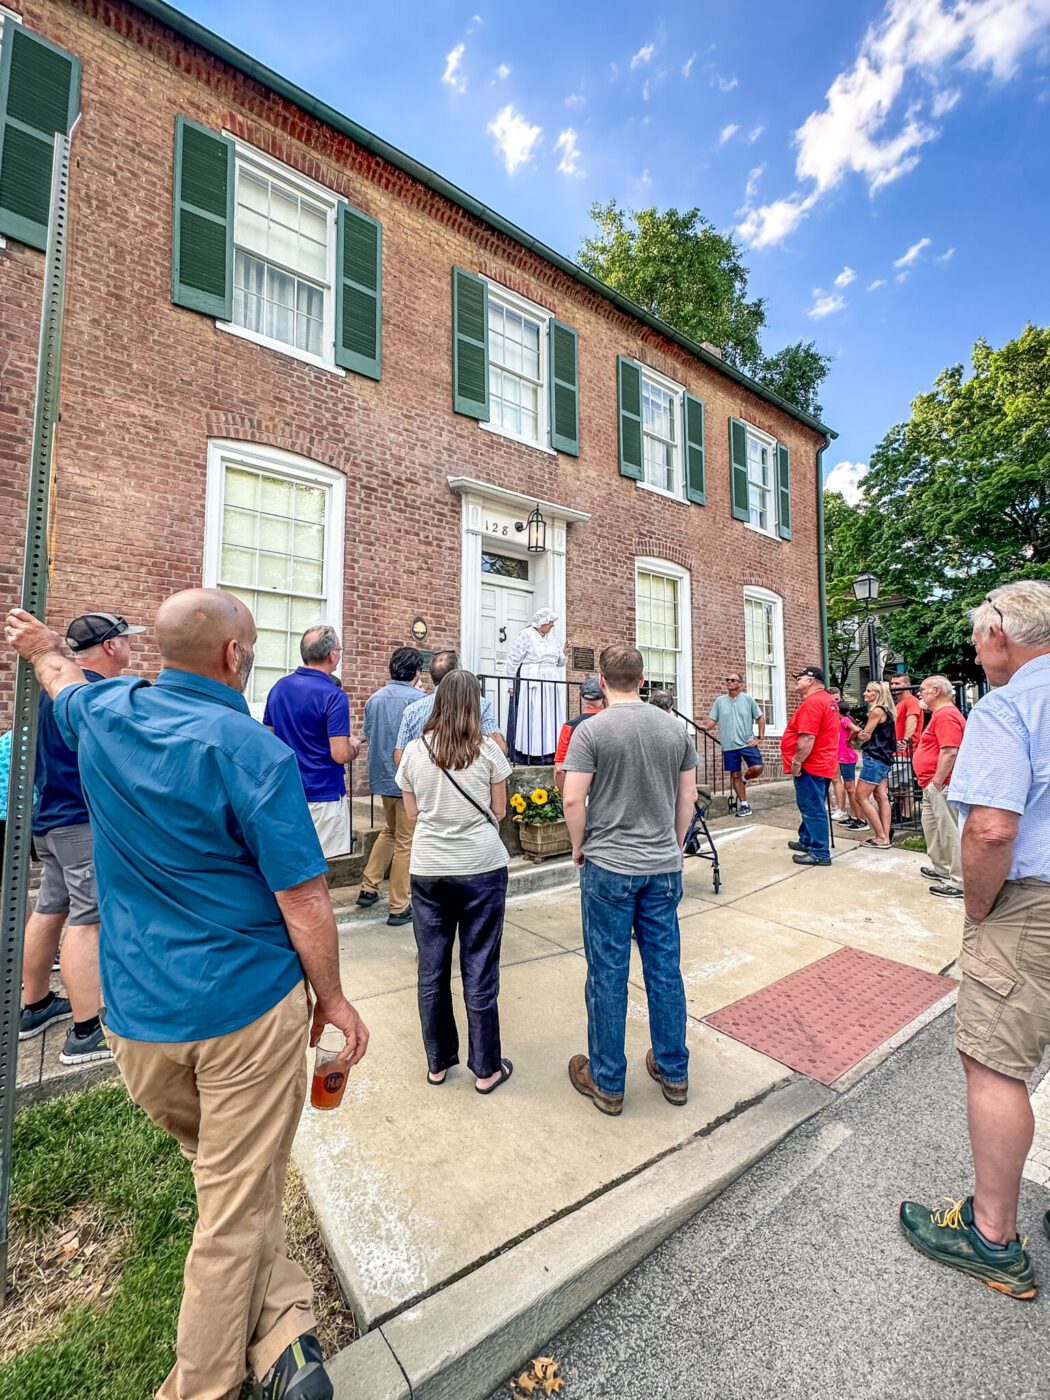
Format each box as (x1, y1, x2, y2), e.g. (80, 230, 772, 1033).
(572, 646, 596, 672)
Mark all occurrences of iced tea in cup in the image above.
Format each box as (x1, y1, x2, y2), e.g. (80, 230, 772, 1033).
(311, 1030, 351, 1110)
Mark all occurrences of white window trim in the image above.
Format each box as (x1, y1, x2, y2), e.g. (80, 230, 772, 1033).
(741, 421, 778, 541)
(204, 439, 346, 719)
(0, 8, 23, 27)
(637, 364, 687, 503)
(634, 556, 693, 721)
(480, 278, 556, 456)
(743, 585, 786, 735)
(215, 138, 345, 376)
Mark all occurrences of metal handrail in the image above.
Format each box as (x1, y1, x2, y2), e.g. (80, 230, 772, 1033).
(671, 708, 727, 796)
(477, 674, 584, 765)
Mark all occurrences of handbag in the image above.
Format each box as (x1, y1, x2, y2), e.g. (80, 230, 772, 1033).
(421, 736, 500, 828)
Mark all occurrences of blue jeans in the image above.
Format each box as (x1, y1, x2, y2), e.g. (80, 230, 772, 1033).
(794, 771, 831, 858)
(579, 861, 688, 1097)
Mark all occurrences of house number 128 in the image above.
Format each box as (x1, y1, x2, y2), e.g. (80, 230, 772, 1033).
(485, 520, 510, 536)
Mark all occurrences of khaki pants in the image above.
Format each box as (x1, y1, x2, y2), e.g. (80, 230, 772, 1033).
(921, 783, 962, 886)
(109, 983, 314, 1400)
(362, 795, 415, 913)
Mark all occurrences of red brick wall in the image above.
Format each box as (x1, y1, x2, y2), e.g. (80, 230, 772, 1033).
(0, 0, 826, 784)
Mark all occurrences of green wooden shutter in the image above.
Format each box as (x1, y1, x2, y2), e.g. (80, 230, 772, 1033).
(452, 267, 489, 419)
(617, 357, 643, 480)
(335, 203, 381, 379)
(548, 319, 579, 455)
(776, 442, 792, 539)
(0, 21, 81, 250)
(171, 116, 233, 318)
(729, 417, 749, 522)
(683, 393, 706, 505)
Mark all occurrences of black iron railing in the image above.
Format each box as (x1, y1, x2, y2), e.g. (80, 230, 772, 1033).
(477, 674, 585, 764)
(671, 709, 727, 796)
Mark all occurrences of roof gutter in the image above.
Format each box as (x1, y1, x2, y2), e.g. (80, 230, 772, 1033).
(129, 0, 837, 440)
(816, 437, 831, 679)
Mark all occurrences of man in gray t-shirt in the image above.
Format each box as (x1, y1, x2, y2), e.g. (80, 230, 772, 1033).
(562, 645, 697, 1117)
(703, 671, 765, 817)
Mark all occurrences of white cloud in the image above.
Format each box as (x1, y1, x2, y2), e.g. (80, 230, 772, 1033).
(936, 245, 956, 261)
(834, 265, 857, 287)
(867, 277, 887, 290)
(487, 105, 542, 173)
(717, 74, 739, 92)
(555, 128, 583, 176)
(826, 460, 869, 505)
(737, 192, 818, 248)
(443, 42, 466, 94)
(747, 124, 765, 142)
(808, 289, 847, 318)
(631, 42, 655, 69)
(893, 235, 931, 266)
(738, 0, 1050, 247)
(895, 270, 910, 282)
(495, 63, 510, 80)
(564, 92, 586, 109)
(719, 123, 740, 144)
(682, 52, 697, 78)
(642, 79, 651, 101)
(743, 164, 766, 202)
(640, 168, 652, 185)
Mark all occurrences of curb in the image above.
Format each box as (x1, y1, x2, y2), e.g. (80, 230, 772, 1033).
(328, 1076, 833, 1400)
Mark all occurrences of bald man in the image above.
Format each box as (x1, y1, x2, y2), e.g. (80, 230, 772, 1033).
(6, 591, 368, 1400)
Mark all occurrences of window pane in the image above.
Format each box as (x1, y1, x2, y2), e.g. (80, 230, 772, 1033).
(292, 557, 323, 593)
(293, 483, 325, 523)
(293, 521, 325, 559)
(260, 477, 293, 516)
(255, 593, 290, 628)
(225, 469, 258, 509)
(221, 546, 255, 586)
(291, 597, 322, 630)
(223, 507, 257, 548)
(258, 552, 291, 590)
(258, 514, 292, 553)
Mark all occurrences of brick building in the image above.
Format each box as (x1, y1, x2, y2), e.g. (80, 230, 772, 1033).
(0, 0, 834, 776)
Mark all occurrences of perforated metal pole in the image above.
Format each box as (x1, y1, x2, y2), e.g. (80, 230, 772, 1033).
(0, 134, 72, 1301)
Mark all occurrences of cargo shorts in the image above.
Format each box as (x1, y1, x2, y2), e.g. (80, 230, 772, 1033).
(34, 822, 100, 925)
(955, 878, 1050, 1080)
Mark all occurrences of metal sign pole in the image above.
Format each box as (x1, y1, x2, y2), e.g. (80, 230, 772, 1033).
(0, 134, 72, 1302)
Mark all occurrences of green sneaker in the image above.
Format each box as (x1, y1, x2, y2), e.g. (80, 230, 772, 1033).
(899, 1195, 1036, 1300)
(255, 1332, 332, 1399)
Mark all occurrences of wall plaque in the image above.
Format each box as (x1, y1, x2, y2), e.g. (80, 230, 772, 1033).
(572, 646, 596, 672)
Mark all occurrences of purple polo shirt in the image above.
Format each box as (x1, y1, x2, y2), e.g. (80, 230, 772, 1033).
(263, 667, 351, 802)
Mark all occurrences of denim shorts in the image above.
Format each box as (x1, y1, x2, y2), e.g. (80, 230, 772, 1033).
(839, 761, 856, 782)
(859, 755, 891, 785)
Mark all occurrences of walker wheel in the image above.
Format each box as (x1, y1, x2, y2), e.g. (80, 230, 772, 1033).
(713, 868, 721, 894)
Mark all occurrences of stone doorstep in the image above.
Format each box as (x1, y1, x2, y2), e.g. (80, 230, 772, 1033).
(325, 996, 958, 1400)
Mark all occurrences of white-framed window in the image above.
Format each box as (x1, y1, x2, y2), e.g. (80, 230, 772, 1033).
(217, 142, 343, 374)
(743, 586, 786, 733)
(744, 424, 776, 536)
(640, 367, 685, 500)
(204, 441, 345, 715)
(482, 280, 553, 452)
(635, 558, 693, 718)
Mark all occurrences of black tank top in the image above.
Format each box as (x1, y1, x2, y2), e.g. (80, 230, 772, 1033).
(865, 710, 896, 765)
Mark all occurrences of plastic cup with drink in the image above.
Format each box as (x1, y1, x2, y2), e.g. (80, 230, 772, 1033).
(311, 1029, 352, 1110)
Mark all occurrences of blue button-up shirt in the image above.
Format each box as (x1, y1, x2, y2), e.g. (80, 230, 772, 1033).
(395, 690, 499, 753)
(950, 654, 1050, 882)
(363, 680, 424, 796)
(54, 669, 327, 1043)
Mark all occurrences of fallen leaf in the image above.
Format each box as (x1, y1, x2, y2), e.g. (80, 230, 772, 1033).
(542, 1378, 563, 1396)
(515, 1372, 538, 1395)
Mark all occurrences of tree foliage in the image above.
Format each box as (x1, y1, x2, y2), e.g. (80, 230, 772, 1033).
(577, 201, 831, 417)
(824, 324, 1050, 682)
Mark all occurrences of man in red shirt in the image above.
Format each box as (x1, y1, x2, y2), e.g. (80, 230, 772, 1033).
(553, 677, 605, 792)
(891, 674, 924, 752)
(781, 665, 840, 866)
(912, 674, 966, 898)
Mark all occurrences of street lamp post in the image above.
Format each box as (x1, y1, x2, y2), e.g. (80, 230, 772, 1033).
(852, 572, 881, 685)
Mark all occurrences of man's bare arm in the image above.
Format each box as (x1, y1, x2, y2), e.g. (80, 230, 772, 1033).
(960, 805, 1020, 923)
(5, 609, 82, 698)
(930, 745, 959, 789)
(275, 874, 369, 1064)
(675, 767, 698, 848)
(563, 770, 593, 868)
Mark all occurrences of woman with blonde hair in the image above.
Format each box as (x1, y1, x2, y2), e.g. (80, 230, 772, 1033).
(854, 680, 896, 848)
(396, 669, 514, 1093)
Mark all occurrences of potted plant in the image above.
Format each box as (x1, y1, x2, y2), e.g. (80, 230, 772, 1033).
(510, 786, 572, 860)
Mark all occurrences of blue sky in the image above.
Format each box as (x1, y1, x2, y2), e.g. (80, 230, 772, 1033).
(177, 0, 1050, 499)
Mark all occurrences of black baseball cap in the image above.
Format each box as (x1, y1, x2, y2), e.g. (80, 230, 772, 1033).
(66, 613, 145, 652)
(580, 675, 604, 700)
(792, 665, 825, 682)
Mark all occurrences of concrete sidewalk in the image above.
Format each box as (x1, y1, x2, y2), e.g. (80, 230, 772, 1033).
(294, 819, 964, 1399)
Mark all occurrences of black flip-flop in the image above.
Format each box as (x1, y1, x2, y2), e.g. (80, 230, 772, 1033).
(475, 1058, 514, 1095)
(427, 1069, 449, 1086)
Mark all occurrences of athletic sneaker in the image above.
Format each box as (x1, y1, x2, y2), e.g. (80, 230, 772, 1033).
(930, 883, 965, 899)
(256, 1332, 332, 1400)
(735, 802, 753, 817)
(899, 1195, 1036, 1300)
(844, 818, 869, 831)
(829, 807, 848, 821)
(18, 996, 72, 1041)
(58, 1024, 112, 1066)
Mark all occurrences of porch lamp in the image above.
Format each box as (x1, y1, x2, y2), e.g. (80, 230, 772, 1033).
(515, 503, 548, 553)
(852, 572, 881, 684)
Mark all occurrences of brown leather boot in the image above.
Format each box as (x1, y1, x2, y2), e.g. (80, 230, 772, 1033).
(646, 1048, 688, 1106)
(568, 1054, 623, 1115)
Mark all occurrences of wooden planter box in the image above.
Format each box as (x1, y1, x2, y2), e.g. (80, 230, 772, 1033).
(518, 820, 572, 861)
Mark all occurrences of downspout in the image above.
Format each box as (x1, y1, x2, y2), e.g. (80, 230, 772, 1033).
(816, 435, 831, 679)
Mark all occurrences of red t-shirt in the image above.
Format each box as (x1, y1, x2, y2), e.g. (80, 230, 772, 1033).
(895, 692, 923, 745)
(911, 704, 965, 789)
(780, 691, 840, 778)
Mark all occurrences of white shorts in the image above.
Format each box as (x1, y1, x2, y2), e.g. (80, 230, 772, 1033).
(308, 798, 352, 860)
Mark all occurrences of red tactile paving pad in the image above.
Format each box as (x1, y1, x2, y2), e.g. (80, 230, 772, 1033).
(703, 947, 954, 1085)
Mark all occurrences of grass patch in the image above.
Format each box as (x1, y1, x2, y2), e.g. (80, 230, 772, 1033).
(0, 1084, 354, 1400)
(900, 835, 928, 852)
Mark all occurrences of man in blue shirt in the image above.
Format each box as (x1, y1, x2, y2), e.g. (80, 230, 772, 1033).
(899, 581, 1050, 1302)
(394, 649, 504, 761)
(358, 647, 425, 925)
(264, 625, 358, 861)
(6, 590, 368, 1400)
(18, 611, 143, 1066)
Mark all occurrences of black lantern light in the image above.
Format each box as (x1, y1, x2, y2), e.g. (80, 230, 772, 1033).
(515, 503, 548, 553)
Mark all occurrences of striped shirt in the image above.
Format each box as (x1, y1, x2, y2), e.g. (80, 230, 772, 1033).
(949, 654, 1050, 882)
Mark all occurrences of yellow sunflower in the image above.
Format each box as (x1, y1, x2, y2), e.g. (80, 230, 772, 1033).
(531, 789, 549, 805)
(510, 793, 527, 813)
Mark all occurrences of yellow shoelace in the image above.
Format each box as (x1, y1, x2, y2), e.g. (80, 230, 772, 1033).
(931, 1198, 964, 1229)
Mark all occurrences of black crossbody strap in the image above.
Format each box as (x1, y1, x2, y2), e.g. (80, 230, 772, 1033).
(421, 737, 500, 827)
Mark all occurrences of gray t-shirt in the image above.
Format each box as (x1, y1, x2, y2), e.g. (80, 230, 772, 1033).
(709, 692, 761, 751)
(563, 703, 697, 874)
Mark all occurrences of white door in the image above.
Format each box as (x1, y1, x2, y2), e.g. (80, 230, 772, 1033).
(478, 554, 533, 731)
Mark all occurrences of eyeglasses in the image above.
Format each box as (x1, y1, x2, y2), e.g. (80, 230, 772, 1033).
(95, 616, 129, 644)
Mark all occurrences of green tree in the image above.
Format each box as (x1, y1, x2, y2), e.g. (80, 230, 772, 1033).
(577, 201, 831, 417)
